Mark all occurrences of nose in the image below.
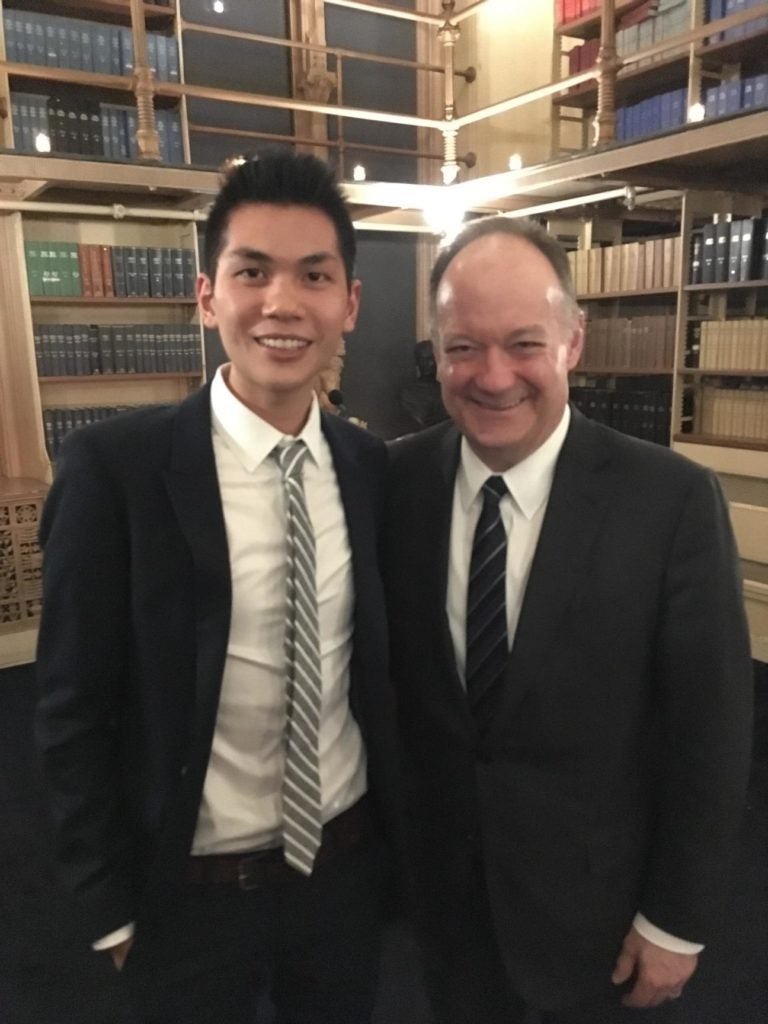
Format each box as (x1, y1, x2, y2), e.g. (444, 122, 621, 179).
(261, 274, 302, 320)
(475, 347, 516, 393)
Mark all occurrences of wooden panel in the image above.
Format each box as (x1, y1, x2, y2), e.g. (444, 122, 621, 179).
(0, 214, 49, 481)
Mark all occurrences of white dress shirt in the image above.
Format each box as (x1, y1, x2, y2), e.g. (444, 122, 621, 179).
(193, 365, 366, 854)
(445, 406, 702, 957)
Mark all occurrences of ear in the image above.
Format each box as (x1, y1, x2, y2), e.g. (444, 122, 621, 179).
(196, 273, 218, 329)
(564, 308, 585, 371)
(343, 279, 362, 333)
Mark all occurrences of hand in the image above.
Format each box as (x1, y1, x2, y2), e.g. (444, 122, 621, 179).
(611, 926, 697, 1007)
(108, 936, 134, 972)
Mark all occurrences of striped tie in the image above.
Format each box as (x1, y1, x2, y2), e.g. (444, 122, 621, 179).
(466, 475, 509, 712)
(274, 440, 323, 875)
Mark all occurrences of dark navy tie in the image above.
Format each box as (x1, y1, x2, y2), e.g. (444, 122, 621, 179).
(466, 476, 509, 711)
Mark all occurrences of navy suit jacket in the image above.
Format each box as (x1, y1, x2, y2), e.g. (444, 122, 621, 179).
(36, 383, 400, 942)
(384, 409, 753, 1009)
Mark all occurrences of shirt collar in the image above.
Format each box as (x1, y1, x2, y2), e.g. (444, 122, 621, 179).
(210, 364, 323, 473)
(457, 406, 570, 520)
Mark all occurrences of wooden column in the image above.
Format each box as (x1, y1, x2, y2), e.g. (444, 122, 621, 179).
(0, 213, 50, 482)
(287, 0, 335, 161)
(129, 0, 160, 161)
(593, 0, 617, 146)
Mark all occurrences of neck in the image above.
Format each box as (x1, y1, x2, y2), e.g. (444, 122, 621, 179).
(223, 367, 313, 436)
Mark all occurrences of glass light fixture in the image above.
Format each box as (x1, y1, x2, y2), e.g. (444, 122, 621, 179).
(687, 103, 706, 123)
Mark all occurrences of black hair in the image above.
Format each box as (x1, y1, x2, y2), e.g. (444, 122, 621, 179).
(429, 215, 577, 318)
(203, 150, 356, 287)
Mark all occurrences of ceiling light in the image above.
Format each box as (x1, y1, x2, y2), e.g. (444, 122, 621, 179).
(213, 0, 224, 13)
(423, 193, 465, 244)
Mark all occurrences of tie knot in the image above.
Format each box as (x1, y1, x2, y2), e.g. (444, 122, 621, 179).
(482, 475, 507, 504)
(273, 439, 308, 481)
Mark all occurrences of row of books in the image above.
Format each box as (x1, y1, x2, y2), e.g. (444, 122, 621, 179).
(11, 92, 183, 163)
(694, 383, 768, 441)
(34, 324, 202, 378)
(43, 406, 146, 460)
(555, 0, 601, 25)
(580, 314, 676, 370)
(567, 0, 691, 71)
(707, 0, 768, 44)
(25, 242, 196, 299)
(3, 11, 179, 81)
(690, 217, 768, 284)
(704, 73, 768, 121)
(693, 319, 768, 370)
(568, 236, 682, 294)
(616, 87, 688, 141)
(570, 384, 672, 445)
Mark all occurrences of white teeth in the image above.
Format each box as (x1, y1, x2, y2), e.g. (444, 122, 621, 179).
(257, 337, 309, 350)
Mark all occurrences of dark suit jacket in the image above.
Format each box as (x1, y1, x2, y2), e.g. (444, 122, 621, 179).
(384, 409, 753, 1009)
(35, 383, 400, 943)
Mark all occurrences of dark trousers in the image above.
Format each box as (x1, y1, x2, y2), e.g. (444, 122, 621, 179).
(120, 839, 383, 1024)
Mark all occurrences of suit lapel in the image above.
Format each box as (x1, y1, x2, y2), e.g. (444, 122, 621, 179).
(486, 411, 613, 741)
(162, 385, 232, 716)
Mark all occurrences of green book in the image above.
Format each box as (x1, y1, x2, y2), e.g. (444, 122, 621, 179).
(25, 240, 43, 295)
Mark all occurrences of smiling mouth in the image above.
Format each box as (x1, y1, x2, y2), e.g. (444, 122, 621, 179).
(255, 336, 311, 350)
(470, 395, 528, 411)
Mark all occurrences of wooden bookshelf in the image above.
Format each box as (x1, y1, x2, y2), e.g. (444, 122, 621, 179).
(30, 296, 197, 305)
(674, 433, 768, 452)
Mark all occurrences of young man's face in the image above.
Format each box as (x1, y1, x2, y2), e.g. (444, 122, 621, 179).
(435, 233, 583, 471)
(197, 202, 360, 430)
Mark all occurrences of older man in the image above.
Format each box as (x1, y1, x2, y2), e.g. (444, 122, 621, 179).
(384, 216, 753, 1024)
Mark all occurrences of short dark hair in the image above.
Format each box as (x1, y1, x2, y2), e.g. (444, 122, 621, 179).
(429, 215, 578, 327)
(203, 150, 356, 287)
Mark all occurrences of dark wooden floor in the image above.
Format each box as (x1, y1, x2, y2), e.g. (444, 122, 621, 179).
(1, 660, 766, 1024)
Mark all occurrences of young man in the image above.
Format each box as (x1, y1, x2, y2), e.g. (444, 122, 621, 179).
(36, 152, 401, 1024)
(384, 216, 753, 1024)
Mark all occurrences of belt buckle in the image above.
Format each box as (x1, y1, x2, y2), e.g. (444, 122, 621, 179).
(237, 854, 265, 891)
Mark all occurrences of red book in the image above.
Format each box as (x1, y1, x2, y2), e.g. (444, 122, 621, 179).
(78, 243, 93, 297)
(100, 245, 115, 298)
(88, 244, 104, 298)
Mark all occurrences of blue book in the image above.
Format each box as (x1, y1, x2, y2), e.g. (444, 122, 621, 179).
(81, 24, 93, 73)
(32, 14, 46, 66)
(146, 33, 157, 77)
(68, 23, 82, 72)
(22, 16, 34, 63)
(100, 107, 112, 158)
(125, 108, 138, 159)
(167, 37, 179, 82)
(669, 89, 684, 127)
(93, 23, 110, 74)
(742, 76, 755, 109)
(4, 12, 17, 62)
(726, 79, 742, 113)
(156, 32, 167, 81)
(56, 21, 69, 69)
(168, 111, 184, 163)
(705, 85, 719, 118)
(156, 108, 169, 161)
(110, 27, 122, 76)
(10, 95, 21, 148)
(120, 26, 134, 76)
(753, 73, 768, 109)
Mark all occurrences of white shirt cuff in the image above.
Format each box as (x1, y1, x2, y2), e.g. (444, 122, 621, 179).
(92, 922, 135, 951)
(633, 913, 704, 954)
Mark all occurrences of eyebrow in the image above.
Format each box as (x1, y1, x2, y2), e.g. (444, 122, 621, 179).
(227, 247, 340, 267)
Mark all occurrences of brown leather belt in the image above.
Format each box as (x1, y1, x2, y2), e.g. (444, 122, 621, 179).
(186, 795, 371, 890)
